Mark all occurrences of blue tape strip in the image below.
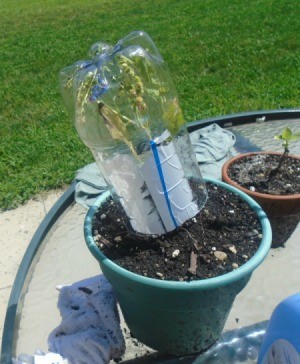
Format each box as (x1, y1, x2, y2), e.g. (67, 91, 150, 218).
(150, 140, 178, 229)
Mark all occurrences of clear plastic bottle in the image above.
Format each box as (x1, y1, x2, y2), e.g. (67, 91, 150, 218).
(60, 31, 207, 234)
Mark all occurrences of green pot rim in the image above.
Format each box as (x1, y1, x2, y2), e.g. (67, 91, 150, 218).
(84, 177, 272, 291)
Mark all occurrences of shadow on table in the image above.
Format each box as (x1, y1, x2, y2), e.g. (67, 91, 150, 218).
(269, 214, 300, 248)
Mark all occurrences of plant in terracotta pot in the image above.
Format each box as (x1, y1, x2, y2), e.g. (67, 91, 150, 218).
(60, 31, 272, 357)
(222, 127, 300, 247)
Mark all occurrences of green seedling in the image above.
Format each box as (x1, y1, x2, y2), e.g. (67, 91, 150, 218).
(268, 127, 300, 180)
(274, 127, 300, 156)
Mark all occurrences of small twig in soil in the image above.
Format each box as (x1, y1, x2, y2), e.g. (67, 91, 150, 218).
(180, 227, 201, 250)
(223, 226, 236, 232)
(98, 236, 114, 247)
(187, 251, 198, 275)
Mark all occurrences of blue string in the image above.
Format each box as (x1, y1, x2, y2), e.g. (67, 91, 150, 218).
(150, 139, 178, 229)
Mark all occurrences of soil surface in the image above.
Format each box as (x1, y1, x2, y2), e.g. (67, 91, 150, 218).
(92, 183, 262, 281)
(227, 154, 300, 195)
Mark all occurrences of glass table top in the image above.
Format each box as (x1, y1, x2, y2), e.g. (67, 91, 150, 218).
(2, 112, 300, 364)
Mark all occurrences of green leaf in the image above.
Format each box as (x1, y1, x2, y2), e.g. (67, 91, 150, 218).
(281, 127, 292, 141)
(274, 135, 282, 141)
(290, 132, 300, 142)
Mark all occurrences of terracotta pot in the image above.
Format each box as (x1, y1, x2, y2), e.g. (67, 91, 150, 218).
(222, 152, 300, 248)
(222, 152, 300, 218)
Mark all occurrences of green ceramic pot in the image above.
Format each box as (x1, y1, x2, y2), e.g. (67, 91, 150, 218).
(84, 177, 272, 356)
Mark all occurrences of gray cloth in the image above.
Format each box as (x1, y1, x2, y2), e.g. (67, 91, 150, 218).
(75, 124, 236, 209)
(190, 123, 236, 179)
(75, 163, 109, 209)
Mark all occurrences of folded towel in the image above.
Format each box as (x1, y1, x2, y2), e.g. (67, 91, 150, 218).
(48, 275, 125, 364)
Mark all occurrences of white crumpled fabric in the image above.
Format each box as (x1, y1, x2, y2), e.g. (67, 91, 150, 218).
(13, 351, 66, 364)
(48, 275, 125, 364)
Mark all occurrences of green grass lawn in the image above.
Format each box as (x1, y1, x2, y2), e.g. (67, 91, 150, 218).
(1, 0, 300, 209)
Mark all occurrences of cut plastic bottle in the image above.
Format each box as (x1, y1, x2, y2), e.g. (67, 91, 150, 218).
(60, 31, 207, 234)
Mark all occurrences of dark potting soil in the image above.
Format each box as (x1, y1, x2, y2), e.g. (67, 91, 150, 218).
(227, 154, 300, 195)
(92, 183, 262, 282)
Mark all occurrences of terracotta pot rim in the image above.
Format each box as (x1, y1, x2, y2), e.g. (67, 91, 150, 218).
(222, 152, 300, 201)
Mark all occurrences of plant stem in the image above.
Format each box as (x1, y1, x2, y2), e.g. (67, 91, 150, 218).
(97, 103, 142, 162)
(267, 147, 289, 181)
